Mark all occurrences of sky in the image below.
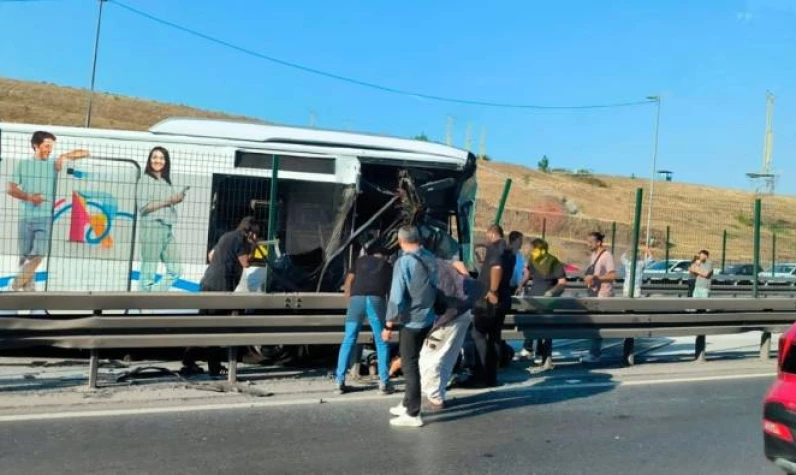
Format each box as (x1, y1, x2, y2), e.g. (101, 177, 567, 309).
(1, 0, 795, 193)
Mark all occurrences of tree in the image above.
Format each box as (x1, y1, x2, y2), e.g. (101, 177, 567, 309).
(413, 133, 429, 142)
(538, 155, 550, 173)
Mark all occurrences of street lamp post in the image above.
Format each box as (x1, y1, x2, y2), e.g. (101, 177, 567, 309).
(85, 0, 106, 128)
(644, 96, 661, 246)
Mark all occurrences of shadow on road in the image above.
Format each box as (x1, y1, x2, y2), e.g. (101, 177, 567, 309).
(428, 370, 616, 425)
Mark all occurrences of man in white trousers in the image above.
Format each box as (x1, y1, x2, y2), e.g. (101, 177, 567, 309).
(419, 258, 486, 411)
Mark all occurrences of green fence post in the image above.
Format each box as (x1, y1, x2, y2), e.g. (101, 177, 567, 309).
(721, 230, 727, 273)
(541, 218, 547, 240)
(753, 198, 761, 298)
(623, 188, 644, 367)
(611, 221, 617, 254)
(494, 178, 512, 226)
(267, 155, 280, 257)
(629, 188, 644, 299)
(665, 225, 670, 269)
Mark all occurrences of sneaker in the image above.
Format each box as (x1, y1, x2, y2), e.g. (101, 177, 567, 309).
(518, 348, 533, 361)
(422, 398, 445, 412)
(379, 383, 395, 395)
(335, 382, 348, 395)
(389, 414, 424, 428)
(580, 354, 600, 364)
(389, 403, 407, 417)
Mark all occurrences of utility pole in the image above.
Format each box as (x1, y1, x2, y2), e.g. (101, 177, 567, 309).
(309, 110, 317, 128)
(762, 90, 776, 194)
(644, 95, 661, 246)
(85, 0, 106, 128)
(464, 122, 473, 151)
(445, 115, 454, 146)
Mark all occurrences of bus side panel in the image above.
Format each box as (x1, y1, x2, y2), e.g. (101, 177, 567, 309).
(0, 129, 227, 294)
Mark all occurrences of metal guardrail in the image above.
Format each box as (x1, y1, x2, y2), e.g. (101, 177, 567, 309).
(561, 282, 796, 298)
(0, 293, 793, 388)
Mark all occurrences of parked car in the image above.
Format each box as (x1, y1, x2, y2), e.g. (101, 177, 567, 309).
(763, 325, 796, 473)
(714, 263, 759, 285)
(760, 263, 796, 285)
(642, 259, 692, 284)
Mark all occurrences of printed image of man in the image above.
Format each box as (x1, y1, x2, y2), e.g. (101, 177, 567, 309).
(6, 131, 89, 291)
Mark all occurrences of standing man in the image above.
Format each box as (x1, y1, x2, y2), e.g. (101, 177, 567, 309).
(582, 231, 616, 363)
(334, 246, 394, 395)
(690, 250, 713, 298)
(383, 226, 437, 428)
(7, 131, 89, 291)
(419, 258, 486, 411)
(180, 216, 258, 377)
(518, 238, 567, 368)
(465, 224, 515, 388)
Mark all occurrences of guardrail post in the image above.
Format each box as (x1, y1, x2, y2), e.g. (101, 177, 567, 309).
(494, 178, 512, 226)
(88, 349, 99, 389)
(753, 198, 761, 298)
(695, 335, 707, 362)
(623, 339, 635, 366)
(227, 347, 238, 384)
(760, 332, 772, 360)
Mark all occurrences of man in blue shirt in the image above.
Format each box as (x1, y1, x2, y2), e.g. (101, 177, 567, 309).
(7, 131, 89, 291)
(383, 225, 437, 428)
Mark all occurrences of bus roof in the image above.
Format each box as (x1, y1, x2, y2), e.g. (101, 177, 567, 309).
(149, 117, 470, 161)
(0, 118, 471, 167)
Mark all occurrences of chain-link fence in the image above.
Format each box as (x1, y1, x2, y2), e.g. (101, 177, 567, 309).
(478, 161, 784, 296)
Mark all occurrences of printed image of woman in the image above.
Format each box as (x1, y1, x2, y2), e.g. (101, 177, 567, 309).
(137, 146, 184, 292)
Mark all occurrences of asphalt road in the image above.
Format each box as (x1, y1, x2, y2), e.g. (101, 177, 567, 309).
(0, 377, 780, 475)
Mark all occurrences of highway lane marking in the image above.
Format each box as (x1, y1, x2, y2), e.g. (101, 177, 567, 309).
(0, 371, 776, 423)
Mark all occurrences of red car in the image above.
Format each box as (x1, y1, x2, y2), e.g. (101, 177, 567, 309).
(764, 327, 796, 473)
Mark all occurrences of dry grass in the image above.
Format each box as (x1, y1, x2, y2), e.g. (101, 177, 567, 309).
(477, 161, 796, 265)
(0, 77, 257, 131)
(2, 77, 793, 266)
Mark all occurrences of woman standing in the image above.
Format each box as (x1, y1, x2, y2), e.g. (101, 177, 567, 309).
(137, 146, 184, 292)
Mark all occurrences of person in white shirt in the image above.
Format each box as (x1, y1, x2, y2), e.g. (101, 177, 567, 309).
(621, 244, 654, 297)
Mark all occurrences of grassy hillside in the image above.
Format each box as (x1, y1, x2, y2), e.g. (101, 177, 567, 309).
(0, 77, 256, 130)
(2, 77, 793, 267)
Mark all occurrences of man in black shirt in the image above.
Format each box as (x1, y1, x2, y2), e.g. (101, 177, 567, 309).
(466, 224, 515, 388)
(334, 246, 394, 395)
(180, 216, 259, 377)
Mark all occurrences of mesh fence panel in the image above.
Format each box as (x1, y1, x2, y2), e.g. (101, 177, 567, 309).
(759, 197, 796, 284)
(636, 181, 757, 290)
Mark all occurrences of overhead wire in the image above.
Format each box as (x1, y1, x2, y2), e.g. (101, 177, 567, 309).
(108, 0, 655, 111)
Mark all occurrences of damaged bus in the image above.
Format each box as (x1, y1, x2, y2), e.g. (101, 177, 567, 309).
(0, 118, 477, 295)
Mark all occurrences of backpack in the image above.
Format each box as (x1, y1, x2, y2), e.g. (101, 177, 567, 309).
(408, 254, 449, 316)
